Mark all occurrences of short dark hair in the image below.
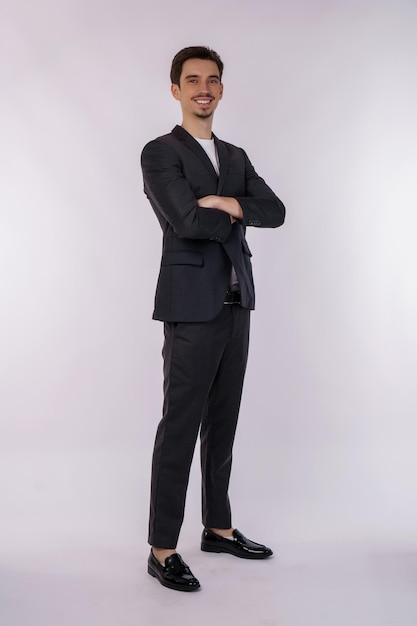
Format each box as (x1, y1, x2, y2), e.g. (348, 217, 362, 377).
(170, 46, 224, 86)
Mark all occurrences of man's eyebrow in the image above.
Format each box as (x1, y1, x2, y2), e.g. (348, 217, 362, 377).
(184, 74, 220, 80)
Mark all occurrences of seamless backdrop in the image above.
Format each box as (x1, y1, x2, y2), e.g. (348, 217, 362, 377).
(1, 0, 417, 595)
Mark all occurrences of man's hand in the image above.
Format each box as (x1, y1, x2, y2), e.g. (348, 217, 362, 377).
(197, 195, 243, 220)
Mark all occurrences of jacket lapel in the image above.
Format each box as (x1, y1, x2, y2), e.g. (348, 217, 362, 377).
(214, 135, 229, 195)
(172, 125, 218, 178)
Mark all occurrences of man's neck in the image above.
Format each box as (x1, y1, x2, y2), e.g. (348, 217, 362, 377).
(181, 116, 213, 140)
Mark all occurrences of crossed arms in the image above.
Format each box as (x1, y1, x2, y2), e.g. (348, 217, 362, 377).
(197, 195, 243, 223)
(141, 139, 285, 242)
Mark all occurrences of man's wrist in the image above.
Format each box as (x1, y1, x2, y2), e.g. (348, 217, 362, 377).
(197, 194, 243, 219)
(217, 196, 243, 219)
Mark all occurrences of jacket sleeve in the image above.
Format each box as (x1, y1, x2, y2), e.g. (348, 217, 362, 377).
(141, 139, 233, 242)
(236, 150, 286, 228)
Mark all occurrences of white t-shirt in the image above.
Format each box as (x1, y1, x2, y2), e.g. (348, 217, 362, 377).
(195, 137, 220, 174)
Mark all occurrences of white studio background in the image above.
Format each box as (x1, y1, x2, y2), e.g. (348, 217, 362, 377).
(1, 0, 417, 612)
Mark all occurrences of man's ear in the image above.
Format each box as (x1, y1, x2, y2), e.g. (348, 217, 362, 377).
(171, 83, 180, 100)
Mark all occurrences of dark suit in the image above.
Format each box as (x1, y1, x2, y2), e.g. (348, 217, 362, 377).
(141, 125, 285, 547)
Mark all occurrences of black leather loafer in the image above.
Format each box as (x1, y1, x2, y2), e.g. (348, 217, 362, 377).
(201, 528, 273, 559)
(147, 551, 201, 591)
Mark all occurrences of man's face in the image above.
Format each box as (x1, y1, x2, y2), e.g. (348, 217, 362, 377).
(171, 58, 223, 120)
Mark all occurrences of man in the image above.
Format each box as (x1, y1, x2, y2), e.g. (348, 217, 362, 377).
(141, 46, 285, 592)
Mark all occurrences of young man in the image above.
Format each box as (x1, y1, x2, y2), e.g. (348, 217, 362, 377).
(141, 46, 285, 592)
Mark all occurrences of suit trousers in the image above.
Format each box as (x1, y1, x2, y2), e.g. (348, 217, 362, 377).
(148, 304, 250, 548)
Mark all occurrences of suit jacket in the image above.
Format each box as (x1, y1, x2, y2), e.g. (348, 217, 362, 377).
(141, 125, 285, 322)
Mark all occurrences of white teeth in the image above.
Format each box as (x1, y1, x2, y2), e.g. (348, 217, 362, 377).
(196, 100, 210, 104)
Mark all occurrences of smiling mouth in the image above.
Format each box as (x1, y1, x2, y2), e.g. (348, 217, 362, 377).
(194, 98, 212, 105)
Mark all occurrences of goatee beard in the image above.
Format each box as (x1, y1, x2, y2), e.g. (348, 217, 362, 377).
(194, 111, 213, 119)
